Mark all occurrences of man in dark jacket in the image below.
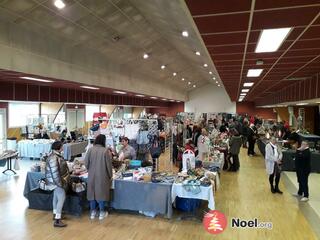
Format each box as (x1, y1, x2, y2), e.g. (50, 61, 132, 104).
(229, 129, 242, 171)
(247, 124, 257, 156)
(294, 141, 311, 202)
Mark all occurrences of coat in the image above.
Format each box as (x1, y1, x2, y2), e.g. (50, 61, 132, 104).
(295, 148, 311, 175)
(229, 135, 242, 155)
(265, 143, 283, 175)
(85, 145, 113, 201)
(45, 150, 69, 190)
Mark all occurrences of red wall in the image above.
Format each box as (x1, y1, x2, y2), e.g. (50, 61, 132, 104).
(147, 103, 184, 117)
(236, 102, 276, 120)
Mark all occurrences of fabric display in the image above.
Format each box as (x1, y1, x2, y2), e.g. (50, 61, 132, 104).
(125, 123, 140, 140)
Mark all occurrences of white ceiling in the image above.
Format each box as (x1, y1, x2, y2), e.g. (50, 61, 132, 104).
(0, 0, 219, 97)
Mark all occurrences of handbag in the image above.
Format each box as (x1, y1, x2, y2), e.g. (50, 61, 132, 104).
(150, 138, 161, 159)
(38, 178, 53, 192)
(72, 181, 86, 193)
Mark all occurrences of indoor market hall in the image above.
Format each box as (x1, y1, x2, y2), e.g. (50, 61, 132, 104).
(0, 0, 320, 240)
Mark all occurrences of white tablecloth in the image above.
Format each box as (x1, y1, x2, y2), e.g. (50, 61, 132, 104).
(18, 139, 54, 158)
(171, 183, 215, 210)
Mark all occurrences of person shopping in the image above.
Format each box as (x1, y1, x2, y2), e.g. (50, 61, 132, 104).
(294, 141, 311, 202)
(247, 124, 257, 156)
(229, 129, 242, 171)
(85, 134, 113, 220)
(265, 137, 283, 194)
(45, 141, 70, 227)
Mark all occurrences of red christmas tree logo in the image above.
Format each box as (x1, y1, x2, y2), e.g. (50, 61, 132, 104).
(203, 210, 227, 234)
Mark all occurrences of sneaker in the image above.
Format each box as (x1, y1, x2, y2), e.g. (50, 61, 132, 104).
(90, 210, 96, 220)
(300, 197, 309, 202)
(99, 211, 108, 220)
(54, 219, 67, 228)
(292, 193, 302, 198)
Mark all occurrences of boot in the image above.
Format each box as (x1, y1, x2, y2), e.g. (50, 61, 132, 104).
(270, 185, 276, 194)
(275, 186, 283, 194)
(54, 219, 67, 227)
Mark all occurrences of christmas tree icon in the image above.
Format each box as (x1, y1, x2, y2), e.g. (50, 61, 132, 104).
(207, 212, 223, 232)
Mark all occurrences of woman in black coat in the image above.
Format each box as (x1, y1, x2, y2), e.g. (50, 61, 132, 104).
(294, 141, 311, 202)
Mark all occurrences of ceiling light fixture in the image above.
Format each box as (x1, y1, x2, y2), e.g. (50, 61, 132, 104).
(143, 53, 149, 59)
(195, 51, 200, 56)
(136, 94, 145, 97)
(182, 31, 189, 37)
(54, 0, 65, 9)
(243, 82, 254, 87)
(247, 69, 263, 77)
(169, 99, 175, 102)
(203, 63, 208, 67)
(242, 89, 250, 93)
(80, 85, 100, 90)
(193, 84, 196, 88)
(188, 82, 191, 85)
(162, 98, 167, 101)
(181, 78, 185, 81)
(255, 27, 291, 53)
(173, 72, 177, 76)
(240, 93, 246, 96)
(296, 103, 308, 106)
(238, 99, 243, 102)
(217, 84, 220, 87)
(215, 81, 218, 84)
(161, 65, 166, 69)
(113, 90, 126, 94)
(20, 76, 53, 83)
(213, 77, 216, 80)
(209, 71, 212, 75)
(150, 96, 158, 99)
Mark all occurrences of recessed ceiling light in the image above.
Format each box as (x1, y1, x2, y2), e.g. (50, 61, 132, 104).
(54, 0, 65, 9)
(240, 93, 246, 96)
(193, 84, 196, 88)
(161, 65, 166, 69)
(238, 99, 243, 102)
(188, 82, 191, 85)
(20, 76, 53, 83)
(242, 89, 250, 93)
(209, 71, 212, 75)
(150, 96, 158, 99)
(243, 82, 254, 87)
(169, 99, 175, 102)
(181, 78, 185, 81)
(217, 84, 220, 87)
(247, 69, 263, 77)
(136, 94, 145, 97)
(203, 63, 208, 67)
(80, 85, 100, 90)
(143, 53, 149, 59)
(162, 98, 167, 101)
(182, 31, 189, 37)
(213, 77, 216, 80)
(296, 103, 308, 106)
(113, 90, 126, 94)
(195, 51, 200, 56)
(173, 72, 177, 76)
(215, 81, 218, 84)
(255, 28, 291, 53)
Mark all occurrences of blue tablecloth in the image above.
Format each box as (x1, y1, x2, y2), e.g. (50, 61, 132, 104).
(24, 172, 173, 218)
(63, 141, 88, 160)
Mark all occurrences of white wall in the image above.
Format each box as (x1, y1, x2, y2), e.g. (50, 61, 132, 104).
(185, 83, 236, 118)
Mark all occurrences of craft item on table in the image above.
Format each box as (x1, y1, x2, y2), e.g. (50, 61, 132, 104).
(200, 177, 211, 187)
(182, 179, 201, 195)
(30, 163, 41, 172)
(182, 149, 195, 172)
(72, 159, 87, 175)
(122, 172, 133, 180)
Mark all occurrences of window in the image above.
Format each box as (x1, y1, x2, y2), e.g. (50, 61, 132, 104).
(85, 105, 100, 121)
(9, 103, 40, 127)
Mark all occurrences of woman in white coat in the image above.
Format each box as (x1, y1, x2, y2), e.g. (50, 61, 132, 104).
(265, 137, 283, 194)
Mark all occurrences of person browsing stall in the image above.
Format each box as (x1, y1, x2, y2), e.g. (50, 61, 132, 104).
(294, 141, 311, 202)
(265, 137, 283, 194)
(45, 141, 70, 227)
(85, 134, 113, 220)
(119, 137, 136, 160)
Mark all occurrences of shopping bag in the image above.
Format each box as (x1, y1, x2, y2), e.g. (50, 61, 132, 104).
(14, 158, 20, 170)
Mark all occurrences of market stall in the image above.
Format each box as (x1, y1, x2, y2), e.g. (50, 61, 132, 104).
(63, 141, 88, 161)
(18, 139, 54, 158)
